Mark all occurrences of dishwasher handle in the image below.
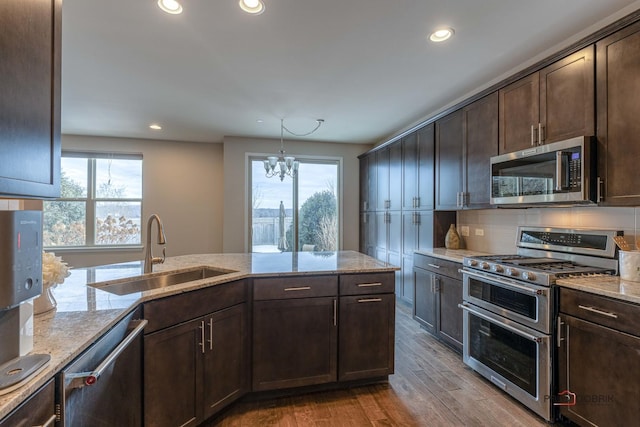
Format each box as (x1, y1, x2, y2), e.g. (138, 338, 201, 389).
(67, 319, 147, 389)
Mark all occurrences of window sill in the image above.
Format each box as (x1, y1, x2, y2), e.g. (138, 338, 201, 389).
(44, 245, 144, 253)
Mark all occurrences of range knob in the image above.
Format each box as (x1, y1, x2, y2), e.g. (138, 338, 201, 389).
(506, 268, 519, 277)
(522, 271, 536, 281)
(481, 262, 490, 270)
(467, 259, 478, 267)
(491, 264, 504, 273)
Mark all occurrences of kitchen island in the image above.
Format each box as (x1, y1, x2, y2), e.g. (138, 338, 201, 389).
(0, 250, 397, 422)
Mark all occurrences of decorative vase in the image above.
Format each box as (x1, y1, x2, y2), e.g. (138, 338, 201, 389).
(34, 282, 57, 315)
(445, 224, 461, 249)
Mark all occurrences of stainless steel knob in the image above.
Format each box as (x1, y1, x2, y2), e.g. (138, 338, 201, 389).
(507, 268, 519, 277)
(491, 264, 504, 273)
(522, 271, 536, 281)
(481, 262, 490, 270)
(468, 259, 478, 267)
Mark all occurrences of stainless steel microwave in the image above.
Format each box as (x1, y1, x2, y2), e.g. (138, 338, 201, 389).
(490, 136, 597, 206)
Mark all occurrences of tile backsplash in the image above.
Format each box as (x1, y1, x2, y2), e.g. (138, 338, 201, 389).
(457, 206, 638, 254)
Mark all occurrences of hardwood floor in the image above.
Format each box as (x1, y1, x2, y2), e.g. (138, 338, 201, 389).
(206, 301, 549, 427)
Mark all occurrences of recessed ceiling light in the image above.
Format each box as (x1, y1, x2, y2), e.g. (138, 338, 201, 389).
(158, 0, 183, 15)
(429, 27, 454, 42)
(239, 0, 265, 15)
(256, 119, 264, 123)
(149, 124, 162, 130)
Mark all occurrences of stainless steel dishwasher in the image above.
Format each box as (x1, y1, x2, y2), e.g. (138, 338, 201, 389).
(57, 309, 147, 426)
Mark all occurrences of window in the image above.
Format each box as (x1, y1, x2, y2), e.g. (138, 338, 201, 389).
(43, 152, 143, 249)
(249, 156, 340, 253)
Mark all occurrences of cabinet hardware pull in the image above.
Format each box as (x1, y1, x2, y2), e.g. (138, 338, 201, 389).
(556, 316, 564, 348)
(578, 305, 618, 318)
(427, 263, 440, 269)
(364, 201, 368, 211)
(284, 286, 311, 291)
(434, 277, 440, 292)
(357, 282, 382, 287)
(208, 318, 214, 351)
(597, 177, 603, 202)
(358, 298, 382, 303)
(415, 212, 421, 225)
(333, 299, 337, 326)
(362, 213, 367, 224)
(199, 320, 206, 354)
(416, 196, 420, 208)
(538, 123, 544, 144)
(35, 414, 57, 427)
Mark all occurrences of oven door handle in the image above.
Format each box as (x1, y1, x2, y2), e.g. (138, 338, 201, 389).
(459, 303, 545, 343)
(461, 269, 546, 296)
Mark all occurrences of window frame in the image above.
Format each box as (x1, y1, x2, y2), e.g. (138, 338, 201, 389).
(246, 153, 343, 253)
(44, 151, 144, 251)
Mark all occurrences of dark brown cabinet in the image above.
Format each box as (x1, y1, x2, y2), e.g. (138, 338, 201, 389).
(413, 253, 463, 352)
(499, 46, 594, 153)
(338, 273, 395, 381)
(435, 110, 464, 210)
(143, 281, 248, 427)
(557, 288, 640, 427)
(0, 379, 55, 426)
(596, 21, 640, 205)
(0, 0, 61, 199)
(360, 153, 376, 211)
(252, 275, 338, 391)
(402, 125, 435, 211)
(463, 93, 498, 208)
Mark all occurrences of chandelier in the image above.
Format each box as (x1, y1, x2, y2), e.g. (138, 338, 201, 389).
(264, 118, 324, 181)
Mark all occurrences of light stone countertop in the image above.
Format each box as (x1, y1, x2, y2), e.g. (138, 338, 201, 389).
(0, 251, 397, 419)
(414, 248, 491, 263)
(556, 275, 640, 305)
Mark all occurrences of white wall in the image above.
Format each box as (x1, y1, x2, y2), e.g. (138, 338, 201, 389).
(458, 206, 640, 253)
(222, 136, 372, 253)
(60, 135, 224, 267)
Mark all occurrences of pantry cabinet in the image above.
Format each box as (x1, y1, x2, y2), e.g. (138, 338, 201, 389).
(402, 125, 435, 211)
(596, 20, 640, 205)
(0, 0, 61, 198)
(499, 45, 594, 153)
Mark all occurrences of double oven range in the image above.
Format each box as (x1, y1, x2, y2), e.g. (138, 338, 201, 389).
(459, 226, 620, 421)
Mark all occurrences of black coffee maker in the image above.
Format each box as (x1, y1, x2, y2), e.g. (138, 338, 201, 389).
(0, 211, 50, 395)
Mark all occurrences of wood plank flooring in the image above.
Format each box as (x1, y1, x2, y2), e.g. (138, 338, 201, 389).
(205, 301, 549, 427)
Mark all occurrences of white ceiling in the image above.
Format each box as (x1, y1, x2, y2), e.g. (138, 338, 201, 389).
(61, 0, 640, 145)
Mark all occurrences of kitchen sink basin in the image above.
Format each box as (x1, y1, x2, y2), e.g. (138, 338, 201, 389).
(91, 267, 236, 295)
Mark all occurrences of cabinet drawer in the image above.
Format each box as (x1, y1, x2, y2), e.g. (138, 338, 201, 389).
(0, 379, 55, 427)
(144, 280, 247, 333)
(253, 275, 338, 300)
(413, 254, 462, 280)
(559, 287, 640, 336)
(339, 272, 394, 296)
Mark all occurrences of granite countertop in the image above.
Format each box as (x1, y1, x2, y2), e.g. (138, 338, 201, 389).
(414, 248, 490, 263)
(556, 275, 640, 305)
(0, 250, 396, 419)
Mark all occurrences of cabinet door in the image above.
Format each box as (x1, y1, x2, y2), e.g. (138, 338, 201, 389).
(558, 315, 640, 426)
(540, 45, 594, 144)
(596, 22, 640, 205)
(145, 318, 202, 427)
(374, 211, 387, 259)
(359, 212, 375, 256)
(401, 256, 414, 303)
(0, 379, 55, 427)
(416, 123, 435, 210)
(202, 304, 247, 419)
(0, 0, 61, 198)
(252, 297, 337, 391)
(463, 92, 498, 208)
(339, 294, 395, 381)
(388, 141, 402, 210)
(436, 275, 463, 352)
(413, 268, 437, 334)
(435, 110, 464, 209)
(375, 147, 390, 210)
(499, 73, 540, 153)
(387, 210, 401, 255)
(359, 157, 368, 211)
(402, 133, 418, 210)
(402, 211, 418, 256)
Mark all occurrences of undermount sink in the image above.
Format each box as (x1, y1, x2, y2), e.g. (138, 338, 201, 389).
(91, 267, 236, 296)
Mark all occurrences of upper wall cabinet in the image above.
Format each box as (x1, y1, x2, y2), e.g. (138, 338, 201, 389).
(499, 46, 595, 153)
(375, 143, 402, 211)
(359, 153, 376, 211)
(0, 0, 61, 199)
(435, 110, 464, 210)
(402, 124, 435, 211)
(596, 21, 640, 206)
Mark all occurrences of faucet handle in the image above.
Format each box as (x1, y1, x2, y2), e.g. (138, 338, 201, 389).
(160, 247, 166, 264)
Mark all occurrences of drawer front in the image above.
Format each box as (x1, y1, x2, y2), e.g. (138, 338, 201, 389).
(559, 287, 640, 336)
(339, 272, 395, 296)
(413, 254, 462, 280)
(144, 280, 247, 333)
(253, 275, 338, 300)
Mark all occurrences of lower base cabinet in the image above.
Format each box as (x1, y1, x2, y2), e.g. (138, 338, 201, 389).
(0, 379, 55, 426)
(413, 253, 463, 352)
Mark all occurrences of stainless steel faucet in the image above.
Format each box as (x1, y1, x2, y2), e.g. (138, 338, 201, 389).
(144, 214, 167, 274)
